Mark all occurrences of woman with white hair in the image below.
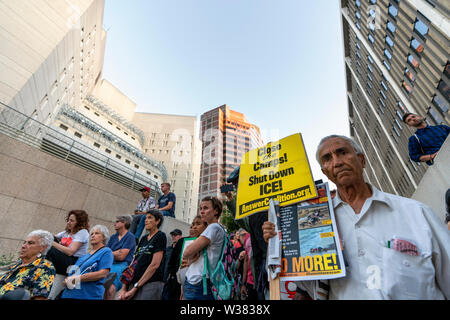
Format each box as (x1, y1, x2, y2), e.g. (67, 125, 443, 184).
(0, 230, 55, 300)
(60, 225, 113, 300)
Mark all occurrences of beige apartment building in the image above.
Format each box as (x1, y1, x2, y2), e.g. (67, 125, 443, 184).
(340, 0, 449, 197)
(132, 112, 202, 223)
(199, 104, 264, 202)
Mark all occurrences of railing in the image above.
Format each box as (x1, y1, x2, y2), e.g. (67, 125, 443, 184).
(86, 95, 145, 145)
(0, 102, 161, 197)
(56, 104, 168, 181)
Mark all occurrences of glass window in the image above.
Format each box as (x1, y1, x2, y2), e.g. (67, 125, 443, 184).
(388, 5, 398, 18)
(410, 38, 424, 54)
(368, 65, 373, 73)
(397, 101, 407, 113)
(402, 81, 413, 94)
(356, 11, 361, 20)
(370, 0, 377, 4)
(378, 106, 385, 114)
(367, 81, 373, 89)
(355, 0, 361, 7)
(368, 55, 374, 64)
(405, 67, 416, 82)
(427, 107, 444, 124)
(387, 21, 396, 33)
(383, 60, 391, 70)
(394, 119, 403, 130)
(444, 62, 450, 79)
(408, 54, 420, 69)
(432, 94, 449, 113)
(368, 73, 373, 82)
(356, 22, 361, 30)
(414, 18, 429, 38)
(437, 80, 449, 102)
(393, 126, 401, 137)
(384, 49, 392, 60)
(381, 81, 388, 91)
(380, 90, 387, 100)
(368, 34, 375, 44)
(385, 35, 394, 47)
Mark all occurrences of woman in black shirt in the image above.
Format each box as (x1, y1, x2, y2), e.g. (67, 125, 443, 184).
(118, 209, 166, 300)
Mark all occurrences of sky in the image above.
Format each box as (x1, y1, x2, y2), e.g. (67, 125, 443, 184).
(101, 0, 349, 186)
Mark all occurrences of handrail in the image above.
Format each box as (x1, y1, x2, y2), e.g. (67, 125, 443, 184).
(0, 102, 162, 196)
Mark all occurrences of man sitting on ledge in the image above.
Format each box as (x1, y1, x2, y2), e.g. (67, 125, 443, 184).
(403, 112, 449, 165)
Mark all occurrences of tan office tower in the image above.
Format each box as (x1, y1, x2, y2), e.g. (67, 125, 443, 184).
(132, 112, 202, 223)
(0, 0, 107, 124)
(340, 0, 449, 197)
(199, 104, 264, 202)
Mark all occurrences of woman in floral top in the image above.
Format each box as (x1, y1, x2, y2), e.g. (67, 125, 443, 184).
(0, 230, 56, 300)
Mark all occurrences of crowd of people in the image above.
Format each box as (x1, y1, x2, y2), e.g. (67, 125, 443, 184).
(0, 134, 449, 300)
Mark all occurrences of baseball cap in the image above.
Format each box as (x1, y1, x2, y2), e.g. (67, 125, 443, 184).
(170, 229, 182, 236)
(140, 186, 150, 192)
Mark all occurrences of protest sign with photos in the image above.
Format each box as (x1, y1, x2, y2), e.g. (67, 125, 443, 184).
(278, 182, 346, 281)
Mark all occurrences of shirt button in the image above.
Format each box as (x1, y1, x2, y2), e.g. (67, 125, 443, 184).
(403, 260, 410, 267)
(358, 249, 365, 256)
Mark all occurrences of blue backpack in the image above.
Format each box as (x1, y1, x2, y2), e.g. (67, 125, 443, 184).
(202, 225, 240, 300)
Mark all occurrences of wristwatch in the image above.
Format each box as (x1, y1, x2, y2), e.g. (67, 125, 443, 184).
(133, 282, 139, 289)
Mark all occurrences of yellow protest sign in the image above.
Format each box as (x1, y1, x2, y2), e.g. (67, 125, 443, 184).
(236, 133, 317, 220)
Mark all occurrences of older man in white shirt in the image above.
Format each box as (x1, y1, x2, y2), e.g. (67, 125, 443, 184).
(263, 135, 450, 299)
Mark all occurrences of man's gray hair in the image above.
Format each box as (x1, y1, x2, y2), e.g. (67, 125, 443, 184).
(117, 215, 132, 229)
(316, 135, 364, 167)
(27, 230, 54, 255)
(90, 225, 110, 245)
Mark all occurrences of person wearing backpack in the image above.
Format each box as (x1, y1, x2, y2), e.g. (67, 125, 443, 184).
(182, 196, 226, 300)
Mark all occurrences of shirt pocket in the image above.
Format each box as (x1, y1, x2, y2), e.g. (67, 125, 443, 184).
(381, 247, 434, 299)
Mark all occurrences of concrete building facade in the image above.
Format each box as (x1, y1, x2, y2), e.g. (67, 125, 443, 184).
(340, 0, 449, 197)
(198, 104, 264, 202)
(0, 0, 201, 256)
(132, 112, 202, 223)
(0, 0, 107, 125)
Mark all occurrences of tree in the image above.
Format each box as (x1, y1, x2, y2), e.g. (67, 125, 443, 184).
(220, 206, 240, 233)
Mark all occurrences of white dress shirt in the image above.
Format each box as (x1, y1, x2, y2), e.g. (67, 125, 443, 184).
(328, 184, 450, 300)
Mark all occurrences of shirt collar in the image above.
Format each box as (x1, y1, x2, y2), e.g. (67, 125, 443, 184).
(415, 125, 430, 132)
(332, 183, 392, 211)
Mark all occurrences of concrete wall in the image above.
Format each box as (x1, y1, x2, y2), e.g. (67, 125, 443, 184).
(412, 137, 450, 223)
(0, 132, 190, 259)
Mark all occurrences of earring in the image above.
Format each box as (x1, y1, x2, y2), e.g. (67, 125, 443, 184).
(37, 252, 42, 258)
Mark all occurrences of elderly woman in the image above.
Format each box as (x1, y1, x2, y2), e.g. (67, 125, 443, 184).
(60, 225, 113, 300)
(0, 230, 55, 300)
(117, 209, 166, 300)
(46, 210, 90, 275)
(104, 215, 136, 300)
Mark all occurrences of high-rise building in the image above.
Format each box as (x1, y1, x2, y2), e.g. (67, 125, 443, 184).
(132, 112, 202, 223)
(340, 0, 449, 197)
(199, 104, 264, 202)
(0, 0, 107, 125)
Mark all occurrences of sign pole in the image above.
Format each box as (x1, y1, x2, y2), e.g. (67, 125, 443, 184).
(269, 276, 281, 300)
